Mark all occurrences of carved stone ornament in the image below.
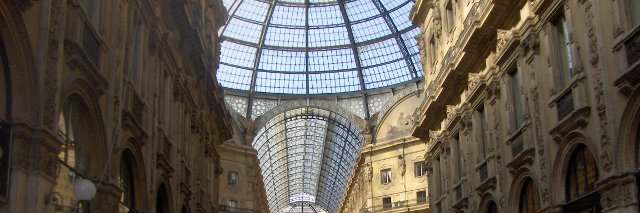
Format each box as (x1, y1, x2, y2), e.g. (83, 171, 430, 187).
(43, 0, 65, 129)
(398, 155, 406, 176)
(11, 0, 34, 11)
(520, 33, 540, 63)
(496, 29, 513, 53)
(365, 163, 373, 182)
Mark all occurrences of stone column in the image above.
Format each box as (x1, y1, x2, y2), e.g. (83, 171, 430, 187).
(9, 125, 62, 213)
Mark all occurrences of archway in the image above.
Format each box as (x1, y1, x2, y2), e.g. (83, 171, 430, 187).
(252, 107, 365, 213)
(156, 183, 171, 213)
(563, 144, 601, 213)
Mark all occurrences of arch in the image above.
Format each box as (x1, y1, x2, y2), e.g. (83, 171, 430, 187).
(617, 85, 640, 172)
(506, 168, 541, 213)
(478, 193, 500, 213)
(252, 107, 365, 213)
(565, 145, 598, 201)
(116, 141, 147, 211)
(0, 1, 39, 125)
(550, 132, 599, 204)
(372, 90, 421, 140)
(156, 182, 172, 213)
(253, 99, 367, 133)
(180, 204, 190, 213)
(372, 86, 419, 127)
(58, 93, 106, 176)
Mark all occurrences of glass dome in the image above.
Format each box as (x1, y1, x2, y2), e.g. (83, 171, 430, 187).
(217, 0, 423, 95)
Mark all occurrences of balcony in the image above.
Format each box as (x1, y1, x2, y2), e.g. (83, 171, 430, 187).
(363, 199, 429, 212)
(218, 205, 259, 213)
(615, 26, 640, 95)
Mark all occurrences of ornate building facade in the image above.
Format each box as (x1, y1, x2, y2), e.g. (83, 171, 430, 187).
(338, 86, 429, 213)
(0, 0, 233, 212)
(411, 0, 640, 212)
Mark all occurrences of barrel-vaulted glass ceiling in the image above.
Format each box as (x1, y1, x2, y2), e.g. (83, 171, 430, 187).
(253, 108, 364, 212)
(217, 0, 423, 95)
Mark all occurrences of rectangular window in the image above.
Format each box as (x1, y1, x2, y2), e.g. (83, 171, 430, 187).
(452, 133, 463, 180)
(228, 200, 238, 212)
(510, 68, 524, 128)
(629, 0, 640, 26)
(414, 162, 427, 177)
(228, 171, 238, 185)
(417, 191, 427, 203)
(477, 106, 489, 160)
(552, 12, 573, 88)
(383, 197, 392, 209)
(429, 36, 437, 66)
(434, 157, 442, 196)
(445, 0, 455, 32)
(381, 168, 392, 184)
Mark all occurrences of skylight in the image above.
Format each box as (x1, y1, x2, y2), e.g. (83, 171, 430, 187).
(253, 108, 364, 212)
(217, 0, 423, 95)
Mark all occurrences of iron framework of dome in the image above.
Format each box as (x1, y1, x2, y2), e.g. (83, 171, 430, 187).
(254, 107, 364, 213)
(217, 0, 422, 212)
(217, 0, 423, 96)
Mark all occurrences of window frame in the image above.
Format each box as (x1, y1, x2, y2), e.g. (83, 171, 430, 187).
(518, 178, 540, 213)
(382, 197, 392, 209)
(228, 171, 239, 185)
(417, 190, 427, 203)
(414, 161, 427, 177)
(565, 145, 598, 201)
(444, 0, 455, 33)
(508, 67, 524, 129)
(451, 132, 464, 180)
(549, 10, 574, 90)
(380, 168, 392, 184)
(475, 104, 489, 162)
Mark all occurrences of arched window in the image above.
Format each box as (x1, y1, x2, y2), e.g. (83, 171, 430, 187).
(57, 96, 92, 174)
(156, 184, 169, 213)
(0, 35, 11, 200)
(486, 200, 498, 213)
(120, 150, 136, 210)
(518, 178, 540, 213)
(565, 145, 598, 201)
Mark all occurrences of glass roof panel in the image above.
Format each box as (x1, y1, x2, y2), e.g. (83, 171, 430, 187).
(259, 49, 306, 71)
(308, 5, 344, 26)
(223, 18, 263, 44)
(271, 4, 306, 27)
(264, 26, 306, 48)
(308, 26, 350, 47)
(350, 16, 391, 43)
(255, 72, 307, 94)
(362, 59, 412, 89)
(220, 41, 257, 68)
(381, 0, 406, 12)
(234, 0, 270, 22)
(344, 0, 378, 21)
(218, 0, 423, 95)
(388, 2, 414, 30)
(308, 48, 356, 71)
(217, 64, 253, 90)
(308, 71, 360, 94)
(358, 38, 403, 67)
(253, 108, 364, 213)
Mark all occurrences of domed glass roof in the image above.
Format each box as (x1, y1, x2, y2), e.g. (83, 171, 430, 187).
(217, 0, 423, 95)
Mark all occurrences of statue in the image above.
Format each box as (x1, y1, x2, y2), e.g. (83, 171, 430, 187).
(398, 155, 406, 176)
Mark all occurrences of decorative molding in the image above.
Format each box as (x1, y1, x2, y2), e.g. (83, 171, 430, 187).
(549, 106, 590, 143)
(253, 99, 367, 132)
(43, 0, 66, 129)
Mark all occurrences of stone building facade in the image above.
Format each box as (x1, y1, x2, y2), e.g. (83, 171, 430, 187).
(411, 0, 640, 212)
(0, 0, 233, 212)
(217, 140, 269, 213)
(339, 90, 429, 213)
